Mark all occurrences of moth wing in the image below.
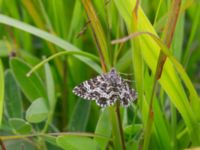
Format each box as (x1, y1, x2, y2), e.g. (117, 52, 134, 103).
(119, 80, 137, 107)
(96, 86, 119, 107)
(73, 74, 108, 100)
(73, 74, 120, 107)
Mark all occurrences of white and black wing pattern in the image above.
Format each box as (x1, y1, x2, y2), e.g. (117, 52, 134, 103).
(73, 73, 119, 107)
(95, 81, 119, 107)
(118, 79, 137, 107)
(72, 75, 103, 100)
(73, 68, 137, 107)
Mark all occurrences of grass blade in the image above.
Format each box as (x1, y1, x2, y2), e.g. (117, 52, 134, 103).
(0, 14, 101, 73)
(0, 59, 4, 125)
(112, 31, 200, 144)
(113, 0, 200, 145)
(42, 63, 56, 133)
(27, 51, 100, 77)
(82, 0, 110, 71)
(94, 109, 111, 150)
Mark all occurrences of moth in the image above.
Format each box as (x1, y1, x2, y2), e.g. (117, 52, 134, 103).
(72, 68, 137, 107)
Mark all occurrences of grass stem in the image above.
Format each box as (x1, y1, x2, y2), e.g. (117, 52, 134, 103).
(116, 102, 126, 150)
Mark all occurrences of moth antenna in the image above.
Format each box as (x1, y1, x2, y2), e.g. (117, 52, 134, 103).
(123, 79, 136, 83)
(119, 72, 134, 76)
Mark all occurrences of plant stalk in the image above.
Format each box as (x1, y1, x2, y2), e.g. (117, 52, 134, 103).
(116, 102, 126, 150)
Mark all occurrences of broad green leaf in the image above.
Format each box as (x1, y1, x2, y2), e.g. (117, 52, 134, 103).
(26, 97, 48, 123)
(10, 58, 46, 102)
(9, 118, 32, 134)
(4, 139, 35, 150)
(68, 99, 91, 131)
(0, 14, 101, 73)
(4, 70, 23, 118)
(21, 51, 41, 66)
(0, 59, 4, 125)
(56, 135, 100, 150)
(94, 109, 111, 150)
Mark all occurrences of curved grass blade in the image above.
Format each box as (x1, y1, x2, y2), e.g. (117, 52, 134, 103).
(27, 51, 99, 77)
(0, 14, 101, 73)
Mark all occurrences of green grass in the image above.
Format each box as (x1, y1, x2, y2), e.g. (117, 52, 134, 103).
(0, 0, 200, 149)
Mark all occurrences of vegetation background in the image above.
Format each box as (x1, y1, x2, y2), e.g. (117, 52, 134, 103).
(0, 0, 200, 149)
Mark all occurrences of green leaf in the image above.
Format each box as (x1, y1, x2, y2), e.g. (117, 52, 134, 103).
(108, 106, 123, 150)
(20, 51, 41, 66)
(4, 139, 35, 150)
(153, 98, 171, 150)
(177, 128, 190, 149)
(44, 135, 58, 147)
(9, 118, 32, 134)
(0, 59, 4, 125)
(56, 135, 100, 150)
(4, 70, 23, 118)
(94, 109, 111, 150)
(182, 4, 200, 66)
(26, 97, 49, 123)
(10, 58, 46, 102)
(41, 62, 57, 132)
(68, 99, 91, 131)
(171, 13, 184, 61)
(67, 0, 84, 40)
(44, 63, 55, 108)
